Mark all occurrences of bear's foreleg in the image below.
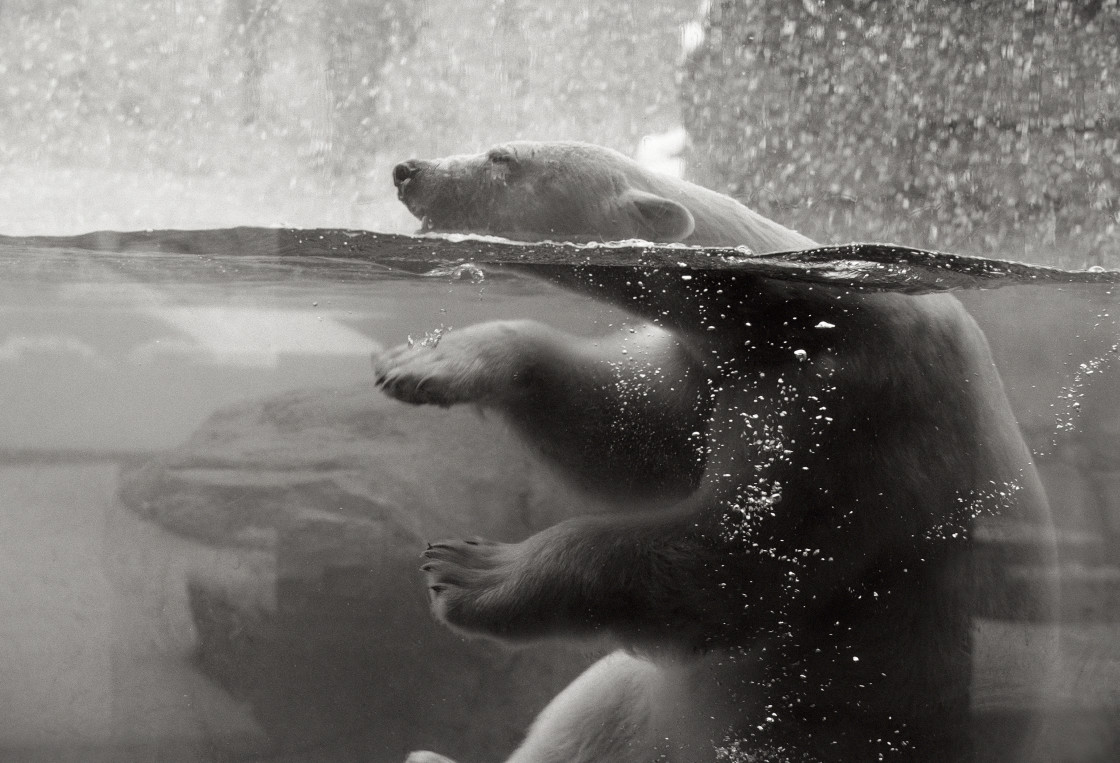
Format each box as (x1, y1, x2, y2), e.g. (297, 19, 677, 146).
(374, 319, 711, 501)
(420, 510, 720, 650)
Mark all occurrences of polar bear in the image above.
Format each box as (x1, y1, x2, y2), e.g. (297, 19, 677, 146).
(376, 141, 1055, 761)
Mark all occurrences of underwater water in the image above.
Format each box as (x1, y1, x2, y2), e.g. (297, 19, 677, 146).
(0, 230, 1117, 762)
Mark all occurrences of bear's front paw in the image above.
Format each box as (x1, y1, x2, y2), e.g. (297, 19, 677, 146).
(373, 322, 536, 408)
(372, 339, 475, 407)
(421, 538, 524, 637)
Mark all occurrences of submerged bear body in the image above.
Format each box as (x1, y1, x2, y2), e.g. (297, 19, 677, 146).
(378, 141, 1056, 762)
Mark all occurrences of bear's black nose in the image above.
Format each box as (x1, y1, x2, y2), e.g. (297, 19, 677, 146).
(393, 160, 422, 188)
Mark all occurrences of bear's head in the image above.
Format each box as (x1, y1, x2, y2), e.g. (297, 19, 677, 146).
(393, 141, 696, 243)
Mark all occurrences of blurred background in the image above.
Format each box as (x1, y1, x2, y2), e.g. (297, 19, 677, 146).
(0, 0, 693, 234)
(1, 0, 1118, 268)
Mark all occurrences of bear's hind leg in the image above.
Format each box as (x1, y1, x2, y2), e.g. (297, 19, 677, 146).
(404, 752, 458, 763)
(507, 650, 747, 763)
(505, 651, 661, 763)
(403, 653, 661, 763)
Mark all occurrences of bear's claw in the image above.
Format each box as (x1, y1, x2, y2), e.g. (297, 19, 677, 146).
(423, 538, 502, 569)
(373, 321, 537, 409)
(372, 343, 470, 407)
(419, 537, 514, 631)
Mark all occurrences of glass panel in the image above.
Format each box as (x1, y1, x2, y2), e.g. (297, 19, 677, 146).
(1, 2, 1117, 761)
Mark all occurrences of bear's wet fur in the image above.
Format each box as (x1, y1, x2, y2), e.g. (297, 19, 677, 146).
(379, 141, 1057, 762)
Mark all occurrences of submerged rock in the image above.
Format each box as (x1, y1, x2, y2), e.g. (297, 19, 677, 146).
(119, 382, 598, 761)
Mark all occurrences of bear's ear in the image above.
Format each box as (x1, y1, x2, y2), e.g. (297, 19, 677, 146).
(619, 189, 695, 242)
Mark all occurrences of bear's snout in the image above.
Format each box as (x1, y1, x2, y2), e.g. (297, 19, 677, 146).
(393, 159, 425, 190)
